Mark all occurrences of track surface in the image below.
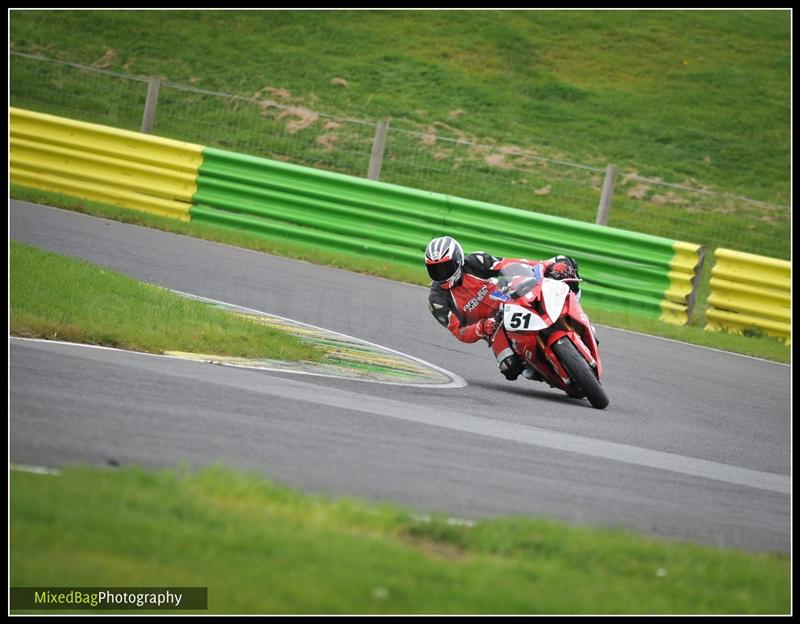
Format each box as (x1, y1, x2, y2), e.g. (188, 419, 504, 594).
(10, 201, 791, 553)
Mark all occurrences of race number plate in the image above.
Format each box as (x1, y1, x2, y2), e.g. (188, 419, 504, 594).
(503, 303, 549, 331)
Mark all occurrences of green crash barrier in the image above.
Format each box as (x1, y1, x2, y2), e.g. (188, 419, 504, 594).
(194, 147, 704, 324)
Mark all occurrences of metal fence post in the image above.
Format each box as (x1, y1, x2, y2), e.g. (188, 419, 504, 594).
(140, 76, 162, 134)
(596, 164, 617, 226)
(367, 120, 389, 181)
(685, 246, 706, 325)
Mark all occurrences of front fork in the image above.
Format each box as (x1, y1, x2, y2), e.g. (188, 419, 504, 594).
(542, 320, 600, 380)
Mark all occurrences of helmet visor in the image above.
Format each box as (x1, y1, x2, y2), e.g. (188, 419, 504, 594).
(426, 257, 459, 283)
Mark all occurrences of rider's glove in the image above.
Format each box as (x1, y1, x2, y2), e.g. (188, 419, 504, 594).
(546, 257, 577, 281)
(475, 316, 499, 338)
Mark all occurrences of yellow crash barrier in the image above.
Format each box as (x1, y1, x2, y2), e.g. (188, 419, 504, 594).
(705, 248, 791, 345)
(10, 107, 203, 221)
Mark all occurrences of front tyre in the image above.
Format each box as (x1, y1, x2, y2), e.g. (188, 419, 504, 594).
(552, 338, 609, 409)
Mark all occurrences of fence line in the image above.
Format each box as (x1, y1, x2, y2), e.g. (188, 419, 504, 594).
(621, 174, 786, 210)
(10, 51, 151, 83)
(9, 51, 790, 260)
(18, 50, 777, 202)
(160, 81, 379, 129)
(379, 126, 609, 175)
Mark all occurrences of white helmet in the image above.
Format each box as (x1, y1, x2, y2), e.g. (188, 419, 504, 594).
(424, 236, 464, 289)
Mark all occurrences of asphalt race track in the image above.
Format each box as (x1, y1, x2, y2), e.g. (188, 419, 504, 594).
(10, 200, 791, 553)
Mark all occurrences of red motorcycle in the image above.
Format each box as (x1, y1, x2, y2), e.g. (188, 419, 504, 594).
(491, 261, 609, 409)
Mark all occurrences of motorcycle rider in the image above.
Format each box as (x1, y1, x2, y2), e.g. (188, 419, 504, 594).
(425, 235, 580, 381)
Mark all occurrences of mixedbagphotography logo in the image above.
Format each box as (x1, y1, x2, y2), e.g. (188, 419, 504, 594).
(11, 587, 208, 611)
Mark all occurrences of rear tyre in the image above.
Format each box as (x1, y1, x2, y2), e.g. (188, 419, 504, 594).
(551, 338, 609, 409)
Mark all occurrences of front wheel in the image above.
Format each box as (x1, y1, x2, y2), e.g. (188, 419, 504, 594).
(551, 338, 609, 409)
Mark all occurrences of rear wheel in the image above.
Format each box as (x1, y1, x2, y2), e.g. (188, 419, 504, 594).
(551, 338, 609, 409)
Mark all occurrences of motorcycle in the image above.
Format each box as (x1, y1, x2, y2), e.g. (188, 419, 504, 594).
(490, 261, 609, 409)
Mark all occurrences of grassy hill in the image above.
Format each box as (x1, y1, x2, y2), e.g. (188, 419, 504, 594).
(10, 10, 789, 201)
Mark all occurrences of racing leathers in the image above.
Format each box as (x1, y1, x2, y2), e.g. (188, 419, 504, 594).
(427, 252, 580, 380)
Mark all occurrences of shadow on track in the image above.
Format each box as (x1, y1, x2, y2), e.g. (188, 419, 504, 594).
(468, 379, 597, 409)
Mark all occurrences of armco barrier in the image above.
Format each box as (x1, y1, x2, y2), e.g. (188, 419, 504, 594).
(10, 107, 203, 221)
(706, 249, 791, 344)
(9, 109, 705, 325)
(194, 147, 704, 324)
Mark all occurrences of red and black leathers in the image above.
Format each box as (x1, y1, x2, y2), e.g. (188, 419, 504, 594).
(428, 252, 500, 342)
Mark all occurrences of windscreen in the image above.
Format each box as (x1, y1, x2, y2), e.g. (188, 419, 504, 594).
(496, 262, 543, 299)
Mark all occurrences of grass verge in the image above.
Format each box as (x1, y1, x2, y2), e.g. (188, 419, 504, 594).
(10, 465, 790, 615)
(10, 239, 323, 362)
(10, 186, 790, 364)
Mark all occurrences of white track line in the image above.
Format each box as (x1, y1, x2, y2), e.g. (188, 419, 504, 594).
(10, 464, 60, 476)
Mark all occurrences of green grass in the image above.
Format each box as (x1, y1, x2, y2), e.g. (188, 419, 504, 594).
(10, 239, 323, 362)
(11, 186, 790, 364)
(9, 10, 790, 258)
(10, 465, 790, 615)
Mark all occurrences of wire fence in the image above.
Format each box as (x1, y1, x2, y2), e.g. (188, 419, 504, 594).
(10, 52, 791, 260)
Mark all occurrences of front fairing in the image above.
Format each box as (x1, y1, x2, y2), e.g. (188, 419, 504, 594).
(494, 262, 569, 330)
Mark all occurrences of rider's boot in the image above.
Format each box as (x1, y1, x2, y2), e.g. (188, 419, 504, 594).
(499, 354, 525, 381)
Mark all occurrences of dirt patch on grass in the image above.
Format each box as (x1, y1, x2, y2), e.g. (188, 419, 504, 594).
(92, 49, 116, 69)
(316, 133, 338, 151)
(484, 153, 511, 169)
(403, 536, 470, 562)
